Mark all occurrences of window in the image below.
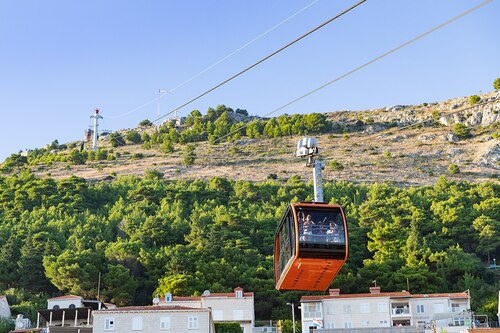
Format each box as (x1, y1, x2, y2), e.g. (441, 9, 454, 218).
(160, 317, 171, 330)
(52, 305, 60, 310)
(303, 303, 322, 319)
(325, 322, 335, 329)
(361, 303, 370, 313)
(277, 213, 293, 281)
(434, 303, 444, 313)
(213, 310, 223, 320)
(235, 290, 243, 298)
(380, 320, 388, 326)
(454, 317, 465, 326)
(132, 317, 142, 331)
(416, 304, 424, 313)
(378, 302, 388, 313)
(188, 316, 199, 330)
(165, 292, 172, 302)
(104, 318, 115, 331)
(233, 310, 243, 320)
(451, 304, 460, 313)
(343, 304, 351, 314)
(343, 321, 352, 328)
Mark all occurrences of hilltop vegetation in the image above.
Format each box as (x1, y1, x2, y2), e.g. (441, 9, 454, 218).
(2, 92, 498, 185)
(0, 170, 498, 321)
(0, 90, 499, 323)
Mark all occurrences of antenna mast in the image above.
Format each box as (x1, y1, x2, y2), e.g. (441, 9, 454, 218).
(90, 108, 103, 151)
(296, 137, 324, 202)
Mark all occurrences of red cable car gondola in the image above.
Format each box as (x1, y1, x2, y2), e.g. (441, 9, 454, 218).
(274, 202, 348, 291)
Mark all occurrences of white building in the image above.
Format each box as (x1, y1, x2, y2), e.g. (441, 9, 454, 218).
(37, 295, 110, 333)
(0, 295, 11, 318)
(300, 287, 471, 333)
(93, 305, 215, 333)
(158, 287, 255, 333)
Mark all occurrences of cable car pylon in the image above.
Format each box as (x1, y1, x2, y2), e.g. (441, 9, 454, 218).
(296, 137, 324, 202)
(274, 137, 348, 291)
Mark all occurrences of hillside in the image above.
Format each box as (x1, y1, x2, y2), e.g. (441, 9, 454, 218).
(6, 92, 498, 186)
(0, 92, 498, 322)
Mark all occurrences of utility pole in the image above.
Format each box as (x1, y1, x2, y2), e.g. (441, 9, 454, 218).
(157, 89, 168, 125)
(90, 108, 103, 151)
(296, 137, 324, 202)
(286, 302, 296, 333)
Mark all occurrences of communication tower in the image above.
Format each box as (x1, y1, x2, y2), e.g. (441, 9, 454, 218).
(90, 108, 103, 151)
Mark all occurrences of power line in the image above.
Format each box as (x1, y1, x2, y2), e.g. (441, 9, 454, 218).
(106, 0, 321, 120)
(211, 0, 494, 145)
(167, 0, 323, 94)
(151, 0, 368, 124)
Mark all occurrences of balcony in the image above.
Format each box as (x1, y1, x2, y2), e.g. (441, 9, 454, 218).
(391, 305, 410, 317)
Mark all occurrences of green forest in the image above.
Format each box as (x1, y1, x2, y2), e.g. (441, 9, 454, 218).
(0, 170, 498, 322)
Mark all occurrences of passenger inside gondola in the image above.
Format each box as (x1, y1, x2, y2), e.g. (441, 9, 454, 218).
(297, 208, 345, 244)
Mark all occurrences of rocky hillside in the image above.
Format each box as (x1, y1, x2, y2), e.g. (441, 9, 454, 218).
(9, 92, 500, 186)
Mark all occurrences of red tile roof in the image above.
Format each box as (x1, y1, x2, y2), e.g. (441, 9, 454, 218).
(95, 305, 206, 313)
(302, 291, 411, 301)
(301, 291, 470, 301)
(411, 293, 469, 298)
(160, 292, 254, 303)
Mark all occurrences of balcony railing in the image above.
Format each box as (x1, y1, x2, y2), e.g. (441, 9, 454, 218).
(392, 307, 410, 315)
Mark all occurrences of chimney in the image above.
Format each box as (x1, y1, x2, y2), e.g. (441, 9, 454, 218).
(369, 287, 381, 294)
(329, 289, 340, 296)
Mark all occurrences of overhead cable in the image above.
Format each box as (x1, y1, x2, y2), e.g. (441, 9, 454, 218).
(151, 0, 368, 124)
(211, 0, 494, 144)
(107, 0, 321, 119)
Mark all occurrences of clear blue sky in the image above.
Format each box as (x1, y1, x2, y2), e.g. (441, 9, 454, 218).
(0, 0, 498, 162)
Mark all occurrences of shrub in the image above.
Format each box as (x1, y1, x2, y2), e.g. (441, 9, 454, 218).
(469, 95, 481, 105)
(214, 322, 243, 333)
(125, 130, 142, 144)
(110, 133, 126, 147)
(0, 317, 14, 333)
(329, 160, 344, 171)
(183, 145, 196, 166)
(160, 139, 174, 154)
(452, 123, 471, 138)
(448, 164, 460, 175)
(267, 173, 278, 180)
(139, 119, 153, 127)
(132, 153, 144, 159)
(68, 149, 87, 165)
(493, 78, 500, 91)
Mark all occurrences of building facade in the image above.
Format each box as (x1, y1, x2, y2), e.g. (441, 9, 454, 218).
(300, 287, 471, 333)
(158, 287, 255, 333)
(36, 295, 108, 333)
(93, 305, 215, 333)
(0, 295, 11, 318)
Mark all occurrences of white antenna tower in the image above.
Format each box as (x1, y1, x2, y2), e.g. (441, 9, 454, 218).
(90, 108, 103, 151)
(296, 137, 324, 202)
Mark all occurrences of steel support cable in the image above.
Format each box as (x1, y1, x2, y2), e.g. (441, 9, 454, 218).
(150, 0, 368, 124)
(211, 0, 494, 145)
(107, 0, 322, 120)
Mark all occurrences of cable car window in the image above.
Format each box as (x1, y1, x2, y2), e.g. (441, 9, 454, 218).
(277, 208, 294, 280)
(296, 207, 345, 246)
